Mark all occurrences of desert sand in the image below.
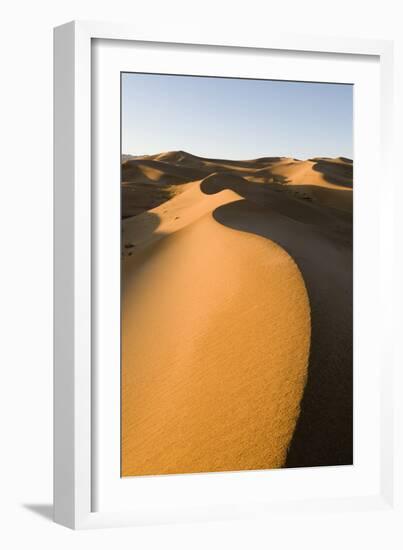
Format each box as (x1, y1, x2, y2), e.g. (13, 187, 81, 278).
(121, 151, 353, 475)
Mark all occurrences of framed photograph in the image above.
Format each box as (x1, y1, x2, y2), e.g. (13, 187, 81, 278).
(54, 21, 396, 529)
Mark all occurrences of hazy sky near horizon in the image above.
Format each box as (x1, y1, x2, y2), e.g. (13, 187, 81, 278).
(122, 73, 353, 160)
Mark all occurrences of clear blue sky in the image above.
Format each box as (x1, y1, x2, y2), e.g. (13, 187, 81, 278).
(122, 72, 353, 160)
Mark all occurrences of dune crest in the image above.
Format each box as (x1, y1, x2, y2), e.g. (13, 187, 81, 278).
(122, 205, 311, 476)
(122, 180, 242, 249)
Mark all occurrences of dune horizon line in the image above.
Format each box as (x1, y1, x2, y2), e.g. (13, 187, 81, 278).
(122, 149, 354, 163)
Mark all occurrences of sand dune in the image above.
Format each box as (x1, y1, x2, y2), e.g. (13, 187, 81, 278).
(122, 181, 242, 250)
(122, 151, 352, 217)
(121, 152, 353, 474)
(122, 186, 311, 476)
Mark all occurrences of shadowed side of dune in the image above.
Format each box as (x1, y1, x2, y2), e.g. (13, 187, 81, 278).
(122, 158, 210, 217)
(212, 199, 353, 467)
(311, 159, 353, 188)
(122, 157, 209, 183)
(289, 184, 353, 214)
(121, 210, 162, 255)
(201, 172, 353, 218)
(122, 183, 175, 218)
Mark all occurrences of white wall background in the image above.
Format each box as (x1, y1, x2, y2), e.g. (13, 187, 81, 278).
(0, 0, 402, 547)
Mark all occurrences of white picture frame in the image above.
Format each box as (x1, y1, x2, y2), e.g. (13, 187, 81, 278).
(54, 20, 397, 530)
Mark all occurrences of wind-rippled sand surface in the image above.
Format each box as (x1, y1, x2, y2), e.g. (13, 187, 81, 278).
(121, 151, 353, 476)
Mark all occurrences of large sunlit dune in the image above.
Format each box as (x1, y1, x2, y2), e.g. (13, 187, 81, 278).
(121, 152, 353, 474)
(122, 186, 311, 476)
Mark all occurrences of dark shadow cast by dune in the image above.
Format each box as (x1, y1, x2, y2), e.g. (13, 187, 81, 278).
(338, 157, 353, 164)
(201, 173, 352, 227)
(288, 184, 353, 217)
(122, 156, 211, 218)
(211, 197, 353, 468)
(200, 171, 290, 204)
(122, 183, 176, 219)
(122, 210, 162, 252)
(312, 159, 353, 188)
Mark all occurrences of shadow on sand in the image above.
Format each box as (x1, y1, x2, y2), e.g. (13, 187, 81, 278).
(311, 159, 353, 188)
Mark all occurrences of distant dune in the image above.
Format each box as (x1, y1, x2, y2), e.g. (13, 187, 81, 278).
(122, 150, 353, 217)
(121, 151, 353, 475)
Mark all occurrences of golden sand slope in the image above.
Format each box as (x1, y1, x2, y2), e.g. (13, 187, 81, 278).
(121, 184, 311, 476)
(122, 181, 241, 249)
